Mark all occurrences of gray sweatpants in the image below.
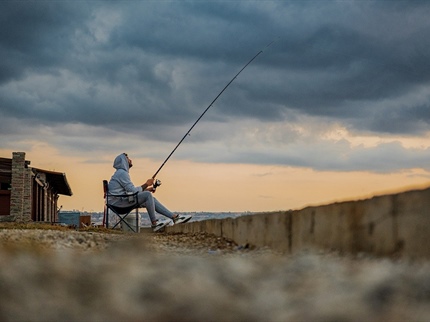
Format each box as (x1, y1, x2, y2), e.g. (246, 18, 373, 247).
(110, 191, 174, 223)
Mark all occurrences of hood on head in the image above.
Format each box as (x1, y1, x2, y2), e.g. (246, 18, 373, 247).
(113, 153, 129, 172)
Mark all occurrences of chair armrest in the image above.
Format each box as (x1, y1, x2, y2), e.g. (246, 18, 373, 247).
(106, 191, 139, 198)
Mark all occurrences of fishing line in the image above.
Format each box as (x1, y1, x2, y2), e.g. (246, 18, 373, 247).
(152, 39, 278, 183)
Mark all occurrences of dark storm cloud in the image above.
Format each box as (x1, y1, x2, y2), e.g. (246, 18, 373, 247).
(2, 1, 429, 128)
(1, 1, 430, 172)
(0, 2, 92, 82)
(196, 139, 430, 173)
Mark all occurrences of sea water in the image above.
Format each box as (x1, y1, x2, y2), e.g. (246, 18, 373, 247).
(93, 211, 255, 228)
(138, 211, 255, 227)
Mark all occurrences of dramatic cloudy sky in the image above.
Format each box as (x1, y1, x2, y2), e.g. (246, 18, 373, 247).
(1, 1, 430, 212)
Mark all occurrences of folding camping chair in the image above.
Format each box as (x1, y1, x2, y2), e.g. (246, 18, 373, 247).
(103, 180, 140, 233)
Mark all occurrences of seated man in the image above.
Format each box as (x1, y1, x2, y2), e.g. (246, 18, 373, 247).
(107, 153, 191, 231)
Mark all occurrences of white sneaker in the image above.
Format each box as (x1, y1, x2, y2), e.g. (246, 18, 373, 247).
(173, 214, 192, 224)
(152, 220, 169, 232)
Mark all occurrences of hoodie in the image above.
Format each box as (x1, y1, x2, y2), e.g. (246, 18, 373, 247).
(107, 153, 142, 199)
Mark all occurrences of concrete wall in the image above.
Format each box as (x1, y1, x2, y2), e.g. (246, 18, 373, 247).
(167, 186, 430, 259)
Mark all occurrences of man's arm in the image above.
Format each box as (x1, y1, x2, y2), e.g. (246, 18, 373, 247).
(117, 170, 142, 194)
(141, 178, 155, 191)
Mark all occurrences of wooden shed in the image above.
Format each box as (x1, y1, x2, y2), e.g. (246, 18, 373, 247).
(0, 152, 72, 222)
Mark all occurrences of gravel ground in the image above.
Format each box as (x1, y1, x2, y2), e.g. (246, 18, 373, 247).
(0, 228, 430, 321)
(0, 228, 257, 255)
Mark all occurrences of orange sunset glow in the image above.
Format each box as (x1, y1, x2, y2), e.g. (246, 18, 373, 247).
(1, 146, 429, 213)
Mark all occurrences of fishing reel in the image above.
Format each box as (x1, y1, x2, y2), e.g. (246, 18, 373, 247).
(153, 179, 162, 192)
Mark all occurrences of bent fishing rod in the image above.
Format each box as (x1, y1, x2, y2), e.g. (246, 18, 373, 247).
(152, 39, 278, 188)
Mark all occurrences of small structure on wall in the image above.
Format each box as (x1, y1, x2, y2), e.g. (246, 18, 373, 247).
(0, 152, 72, 223)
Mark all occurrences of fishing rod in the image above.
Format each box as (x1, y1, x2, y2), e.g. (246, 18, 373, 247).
(152, 39, 278, 189)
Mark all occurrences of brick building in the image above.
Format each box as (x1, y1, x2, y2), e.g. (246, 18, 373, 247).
(0, 152, 72, 223)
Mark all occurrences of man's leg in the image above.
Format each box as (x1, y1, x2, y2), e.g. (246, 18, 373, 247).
(154, 198, 192, 224)
(137, 191, 157, 223)
(138, 191, 190, 225)
(153, 198, 174, 219)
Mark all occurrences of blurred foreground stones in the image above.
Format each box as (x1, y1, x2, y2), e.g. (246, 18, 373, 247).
(0, 229, 430, 321)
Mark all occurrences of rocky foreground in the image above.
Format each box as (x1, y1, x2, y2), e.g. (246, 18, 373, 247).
(0, 228, 429, 321)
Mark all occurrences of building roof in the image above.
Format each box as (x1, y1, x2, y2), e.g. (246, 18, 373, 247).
(1, 156, 72, 196)
(32, 168, 73, 196)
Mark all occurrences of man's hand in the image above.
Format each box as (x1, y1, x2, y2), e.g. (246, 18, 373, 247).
(145, 178, 155, 186)
(141, 178, 155, 191)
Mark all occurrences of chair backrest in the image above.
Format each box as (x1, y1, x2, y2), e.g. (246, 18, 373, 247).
(103, 180, 108, 199)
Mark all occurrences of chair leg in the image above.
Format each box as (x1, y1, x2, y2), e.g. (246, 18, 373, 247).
(106, 208, 110, 228)
(135, 208, 139, 233)
(111, 211, 138, 233)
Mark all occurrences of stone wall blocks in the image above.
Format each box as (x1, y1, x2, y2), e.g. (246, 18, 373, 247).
(165, 187, 430, 259)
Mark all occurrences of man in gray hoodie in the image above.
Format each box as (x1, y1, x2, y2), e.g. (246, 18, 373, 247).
(107, 153, 191, 231)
